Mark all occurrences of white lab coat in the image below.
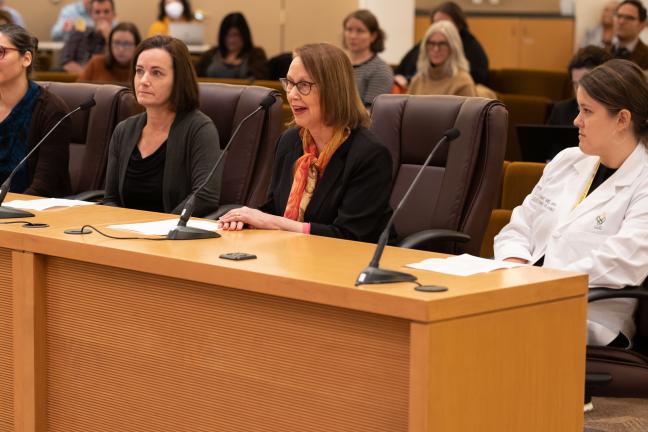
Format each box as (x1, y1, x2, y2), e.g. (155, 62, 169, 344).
(494, 144, 648, 346)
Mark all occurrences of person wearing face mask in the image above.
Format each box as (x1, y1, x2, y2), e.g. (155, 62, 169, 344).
(148, 0, 193, 37)
(407, 20, 476, 97)
(195, 12, 268, 79)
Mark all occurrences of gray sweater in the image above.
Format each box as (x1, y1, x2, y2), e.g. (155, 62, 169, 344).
(104, 109, 222, 216)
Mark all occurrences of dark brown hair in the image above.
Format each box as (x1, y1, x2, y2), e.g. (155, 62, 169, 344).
(0, 10, 14, 25)
(0, 24, 37, 75)
(579, 59, 648, 140)
(343, 9, 385, 54)
(568, 45, 611, 75)
(293, 43, 369, 130)
(131, 35, 199, 114)
(431, 1, 468, 33)
(106, 22, 141, 70)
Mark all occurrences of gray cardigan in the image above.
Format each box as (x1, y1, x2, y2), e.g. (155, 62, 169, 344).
(104, 109, 222, 216)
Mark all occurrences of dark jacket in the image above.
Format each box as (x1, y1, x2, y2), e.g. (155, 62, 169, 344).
(104, 109, 222, 216)
(60, 29, 106, 67)
(25, 86, 72, 197)
(611, 39, 648, 69)
(395, 29, 490, 85)
(259, 127, 393, 243)
(547, 98, 578, 126)
(195, 46, 269, 79)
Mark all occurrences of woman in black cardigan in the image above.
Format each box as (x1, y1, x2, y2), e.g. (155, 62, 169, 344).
(104, 35, 221, 216)
(219, 43, 393, 243)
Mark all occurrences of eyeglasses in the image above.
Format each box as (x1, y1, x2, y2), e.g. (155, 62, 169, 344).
(426, 41, 450, 50)
(280, 77, 316, 96)
(0, 45, 20, 60)
(111, 40, 135, 49)
(615, 13, 639, 22)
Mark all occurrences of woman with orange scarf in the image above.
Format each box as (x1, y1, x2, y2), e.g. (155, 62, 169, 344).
(218, 43, 393, 242)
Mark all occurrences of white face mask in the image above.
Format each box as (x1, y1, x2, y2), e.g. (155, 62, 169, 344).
(164, 2, 184, 20)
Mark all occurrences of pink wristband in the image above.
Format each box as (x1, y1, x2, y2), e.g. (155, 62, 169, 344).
(302, 223, 311, 234)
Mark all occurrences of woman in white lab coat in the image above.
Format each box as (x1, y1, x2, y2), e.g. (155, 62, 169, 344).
(494, 59, 648, 347)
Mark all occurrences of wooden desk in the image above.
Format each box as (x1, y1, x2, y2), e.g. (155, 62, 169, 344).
(0, 197, 587, 432)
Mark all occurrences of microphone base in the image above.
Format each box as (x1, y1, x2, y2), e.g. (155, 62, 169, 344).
(0, 206, 35, 219)
(167, 225, 221, 240)
(355, 266, 417, 286)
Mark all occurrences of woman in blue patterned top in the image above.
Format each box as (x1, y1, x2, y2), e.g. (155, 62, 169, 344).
(0, 24, 71, 197)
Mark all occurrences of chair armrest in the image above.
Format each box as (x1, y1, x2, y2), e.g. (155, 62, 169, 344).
(398, 229, 471, 249)
(66, 190, 105, 202)
(588, 285, 648, 302)
(203, 204, 242, 220)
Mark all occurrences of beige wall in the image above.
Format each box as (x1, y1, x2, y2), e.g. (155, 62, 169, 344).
(11, 0, 360, 57)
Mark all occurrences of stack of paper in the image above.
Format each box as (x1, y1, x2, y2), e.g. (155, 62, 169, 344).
(406, 254, 525, 277)
(108, 219, 221, 236)
(3, 198, 96, 211)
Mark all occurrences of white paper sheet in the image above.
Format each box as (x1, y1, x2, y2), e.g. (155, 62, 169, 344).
(108, 219, 221, 236)
(406, 253, 526, 276)
(3, 198, 96, 211)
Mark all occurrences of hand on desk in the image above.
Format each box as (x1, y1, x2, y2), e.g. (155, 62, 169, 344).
(218, 206, 306, 233)
(504, 257, 529, 264)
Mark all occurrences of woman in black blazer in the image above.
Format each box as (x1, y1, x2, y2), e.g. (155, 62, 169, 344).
(219, 43, 393, 243)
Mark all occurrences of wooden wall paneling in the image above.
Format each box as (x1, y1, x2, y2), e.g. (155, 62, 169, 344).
(12, 252, 47, 432)
(467, 17, 521, 70)
(44, 257, 410, 432)
(0, 249, 13, 432)
(518, 18, 575, 71)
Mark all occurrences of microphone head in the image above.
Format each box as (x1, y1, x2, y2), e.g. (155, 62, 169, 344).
(259, 94, 277, 109)
(444, 128, 460, 141)
(79, 97, 96, 111)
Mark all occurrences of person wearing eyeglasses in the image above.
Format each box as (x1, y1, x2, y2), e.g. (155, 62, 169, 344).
(610, 0, 648, 69)
(407, 20, 476, 97)
(79, 22, 141, 84)
(0, 24, 71, 197)
(219, 43, 393, 242)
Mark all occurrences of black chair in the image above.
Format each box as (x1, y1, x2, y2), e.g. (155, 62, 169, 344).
(586, 283, 648, 397)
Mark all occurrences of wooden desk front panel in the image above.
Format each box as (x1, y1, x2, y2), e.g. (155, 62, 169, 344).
(0, 249, 13, 432)
(44, 257, 410, 432)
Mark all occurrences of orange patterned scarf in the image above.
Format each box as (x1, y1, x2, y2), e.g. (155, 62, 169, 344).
(283, 127, 350, 221)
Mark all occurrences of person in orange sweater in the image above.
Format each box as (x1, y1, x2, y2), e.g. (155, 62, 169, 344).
(147, 0, 193, 37)
(79, 22, 141, 84)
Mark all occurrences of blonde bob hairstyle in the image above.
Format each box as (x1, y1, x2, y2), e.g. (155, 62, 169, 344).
(416, 20, 470, 78)
(292, 43, 369, 130)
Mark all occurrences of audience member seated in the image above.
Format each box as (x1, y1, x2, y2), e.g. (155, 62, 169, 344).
(395, 1, 488, 87)
(51, 0, 93, 41)
(0, 0, 23, 28)
(342, 9, 393, 108)
(147, 0, 193, 37)
(219, 43, 393, 242)
(407, 21, 476, 97)
(79, 22, 141, 83)
(547, 46, 611, 126)
(610, 0, 648, 69)
(195, 12, 267, 79)
(60, 0, 116, 75)
(581, 0, 617, 50)
(0, 10, 13, 25)
(0, 24, 71, 197)
(104, 36, 221, 216)
(495, 59, 648, 348)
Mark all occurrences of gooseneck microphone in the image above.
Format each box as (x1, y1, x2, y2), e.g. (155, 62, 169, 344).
(167, 93, 278, 240)
(0, 97, 96, 219)
(355, 128, 461, 286)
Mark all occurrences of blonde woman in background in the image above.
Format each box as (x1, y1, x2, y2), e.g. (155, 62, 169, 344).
(407, 20, 476, 97)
